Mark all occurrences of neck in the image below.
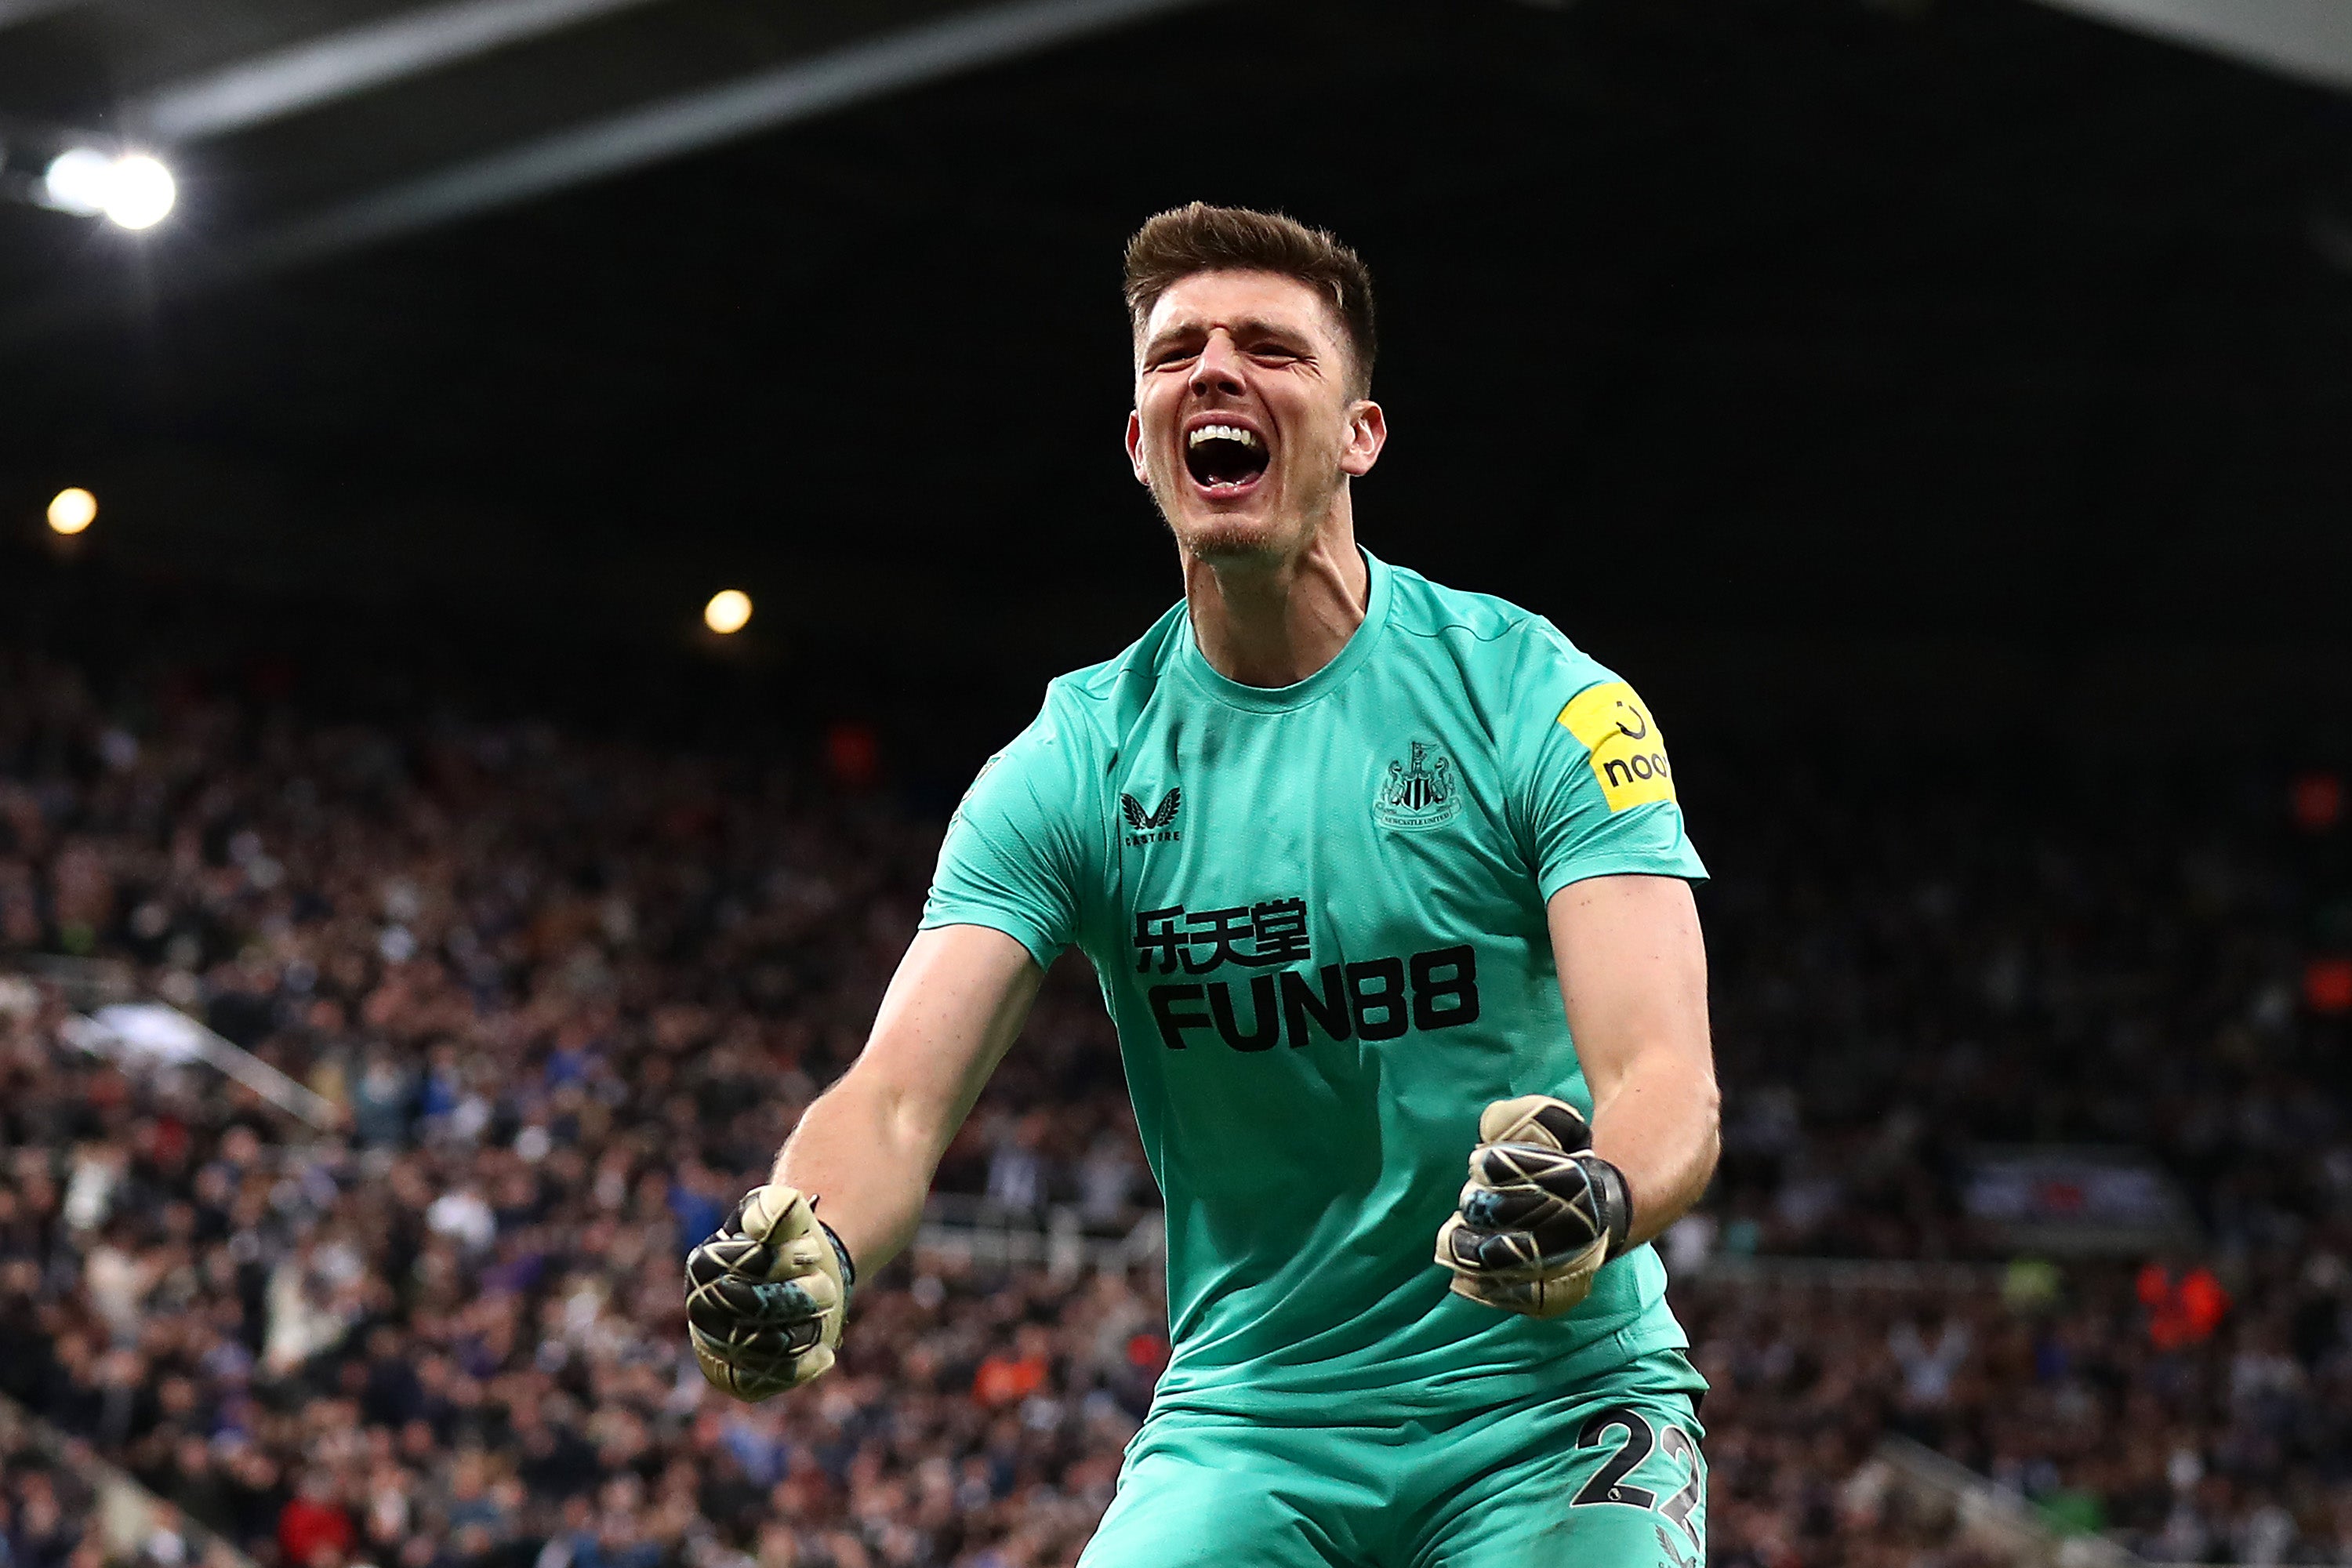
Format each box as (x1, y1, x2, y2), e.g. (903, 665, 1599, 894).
(1182, 500, 1369, 688)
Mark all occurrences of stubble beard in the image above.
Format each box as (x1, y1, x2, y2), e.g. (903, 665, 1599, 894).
(1145, 453, 1344, 569)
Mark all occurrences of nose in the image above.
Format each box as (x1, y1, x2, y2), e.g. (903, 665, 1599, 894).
(1189, 329, 1247, 397)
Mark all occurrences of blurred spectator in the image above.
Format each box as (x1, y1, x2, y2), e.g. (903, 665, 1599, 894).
(2138, 1259, 2230, 1351)
(1888, 1312, 1971, 1414)
(276, 1471, 353, 1568)
(972, 1325, 1053, 1411)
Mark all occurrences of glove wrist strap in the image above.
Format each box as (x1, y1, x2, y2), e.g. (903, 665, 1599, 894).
(1583, 1155, 1635, 1260)
(818, 1218, 857, 1295)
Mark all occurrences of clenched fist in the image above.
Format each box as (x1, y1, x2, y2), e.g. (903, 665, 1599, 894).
(1435, 1094, 1632, 1319)
(684, 1185, 852, 1400)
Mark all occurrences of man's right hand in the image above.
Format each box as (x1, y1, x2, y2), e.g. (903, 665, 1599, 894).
(684, 1185, 849, 1400)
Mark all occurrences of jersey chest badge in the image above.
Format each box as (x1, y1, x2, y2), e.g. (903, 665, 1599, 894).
(1120, 786, 1182, 847)
(1374, 741, 1461, 831)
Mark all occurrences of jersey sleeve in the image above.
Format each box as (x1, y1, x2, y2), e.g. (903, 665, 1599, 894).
(920, 690, 1099, 970)
(1506, 623, 1707, 901)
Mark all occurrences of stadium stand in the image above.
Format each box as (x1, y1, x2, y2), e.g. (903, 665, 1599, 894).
(2, 644, 2348, 1567)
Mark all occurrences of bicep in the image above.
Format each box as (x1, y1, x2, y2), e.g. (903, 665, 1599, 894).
(1545, 874, 1711, 1102)
(851, 923, 1045, 1154)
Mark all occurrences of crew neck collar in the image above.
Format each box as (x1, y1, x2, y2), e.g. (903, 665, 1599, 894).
(1177, 548, 1393, 713)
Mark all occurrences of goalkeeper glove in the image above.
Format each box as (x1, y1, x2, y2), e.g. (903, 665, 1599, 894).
(684, 1185, 855, 1400)
(1435, 1094, 1632, 1319)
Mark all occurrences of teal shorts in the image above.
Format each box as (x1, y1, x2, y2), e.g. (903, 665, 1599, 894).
(1078, 1352, 1707, 1568)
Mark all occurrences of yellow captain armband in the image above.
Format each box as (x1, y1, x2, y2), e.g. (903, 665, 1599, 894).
(1555, 681, 1676, 812)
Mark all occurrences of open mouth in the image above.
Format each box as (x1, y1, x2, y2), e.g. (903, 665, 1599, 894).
(1184, 422, 1270, 494)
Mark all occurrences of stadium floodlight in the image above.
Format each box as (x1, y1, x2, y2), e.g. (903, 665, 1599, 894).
(40, 147, 176, 229)
(704, 590, 752, 634)
(46, 487, 96, 535)
(102, 154, 176, 229)
(40, 147, 114, 216)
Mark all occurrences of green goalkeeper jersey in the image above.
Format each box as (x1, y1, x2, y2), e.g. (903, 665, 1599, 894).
(922, 550, 1707, 1420)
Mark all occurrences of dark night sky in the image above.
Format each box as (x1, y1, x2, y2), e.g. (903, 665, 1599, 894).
(5, 0, 2352, 758)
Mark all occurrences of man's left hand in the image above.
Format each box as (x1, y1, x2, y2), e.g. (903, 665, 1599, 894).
(1435, 1094, 1632, 1319)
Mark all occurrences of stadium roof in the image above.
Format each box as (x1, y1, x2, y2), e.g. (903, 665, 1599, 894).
(2036, 0, 2352, 93)
(5, 0, 2343, 339)
(0, 0, 1210, 336)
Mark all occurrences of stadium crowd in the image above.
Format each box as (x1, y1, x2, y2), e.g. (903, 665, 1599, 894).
(2, 643, 2349, 1567)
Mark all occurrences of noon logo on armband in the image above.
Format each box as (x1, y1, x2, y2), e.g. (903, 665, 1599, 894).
(1555, 681, 1676, 812)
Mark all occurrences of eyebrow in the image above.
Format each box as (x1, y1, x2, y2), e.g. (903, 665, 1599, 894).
(1142, 316, 1319, 358)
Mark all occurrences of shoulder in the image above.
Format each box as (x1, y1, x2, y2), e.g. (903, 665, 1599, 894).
(1382, 560, 1536, 644)
(967, 599, 1189, 807)
(1038, 597, 1191, 745)
(1378, 561, 1620, 713)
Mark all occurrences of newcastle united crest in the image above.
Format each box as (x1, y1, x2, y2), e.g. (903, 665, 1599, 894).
(1374, 742, 1461, 830)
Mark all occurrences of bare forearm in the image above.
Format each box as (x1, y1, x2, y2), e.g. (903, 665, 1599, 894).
(763, 924, 1043, 1283)
(771, 1076, 944, 1280)
(1591, 1058, 1719, 1247)
(1547, 876, 1715, 1250)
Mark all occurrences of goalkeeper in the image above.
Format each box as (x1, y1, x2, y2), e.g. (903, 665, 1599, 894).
(686, 203, 1720, 1568)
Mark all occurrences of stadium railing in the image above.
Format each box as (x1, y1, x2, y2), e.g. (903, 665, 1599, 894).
(4, 954, 336, 1127)
(1877, 1434, 2136, 1568)
(0, 1389, 256, 1568)
(1681, 1251, 2005, 1292)
(916, 1191, 1166, 1276)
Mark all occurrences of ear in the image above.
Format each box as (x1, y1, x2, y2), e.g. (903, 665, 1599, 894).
(1339, 399, 1387, 478)
(1124, 408, 1151, 485)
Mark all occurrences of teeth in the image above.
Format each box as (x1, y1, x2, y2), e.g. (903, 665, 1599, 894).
(1187, 424, 1260, 450)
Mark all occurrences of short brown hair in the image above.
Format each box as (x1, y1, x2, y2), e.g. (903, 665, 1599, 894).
(1123, 202, 1377, 394)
